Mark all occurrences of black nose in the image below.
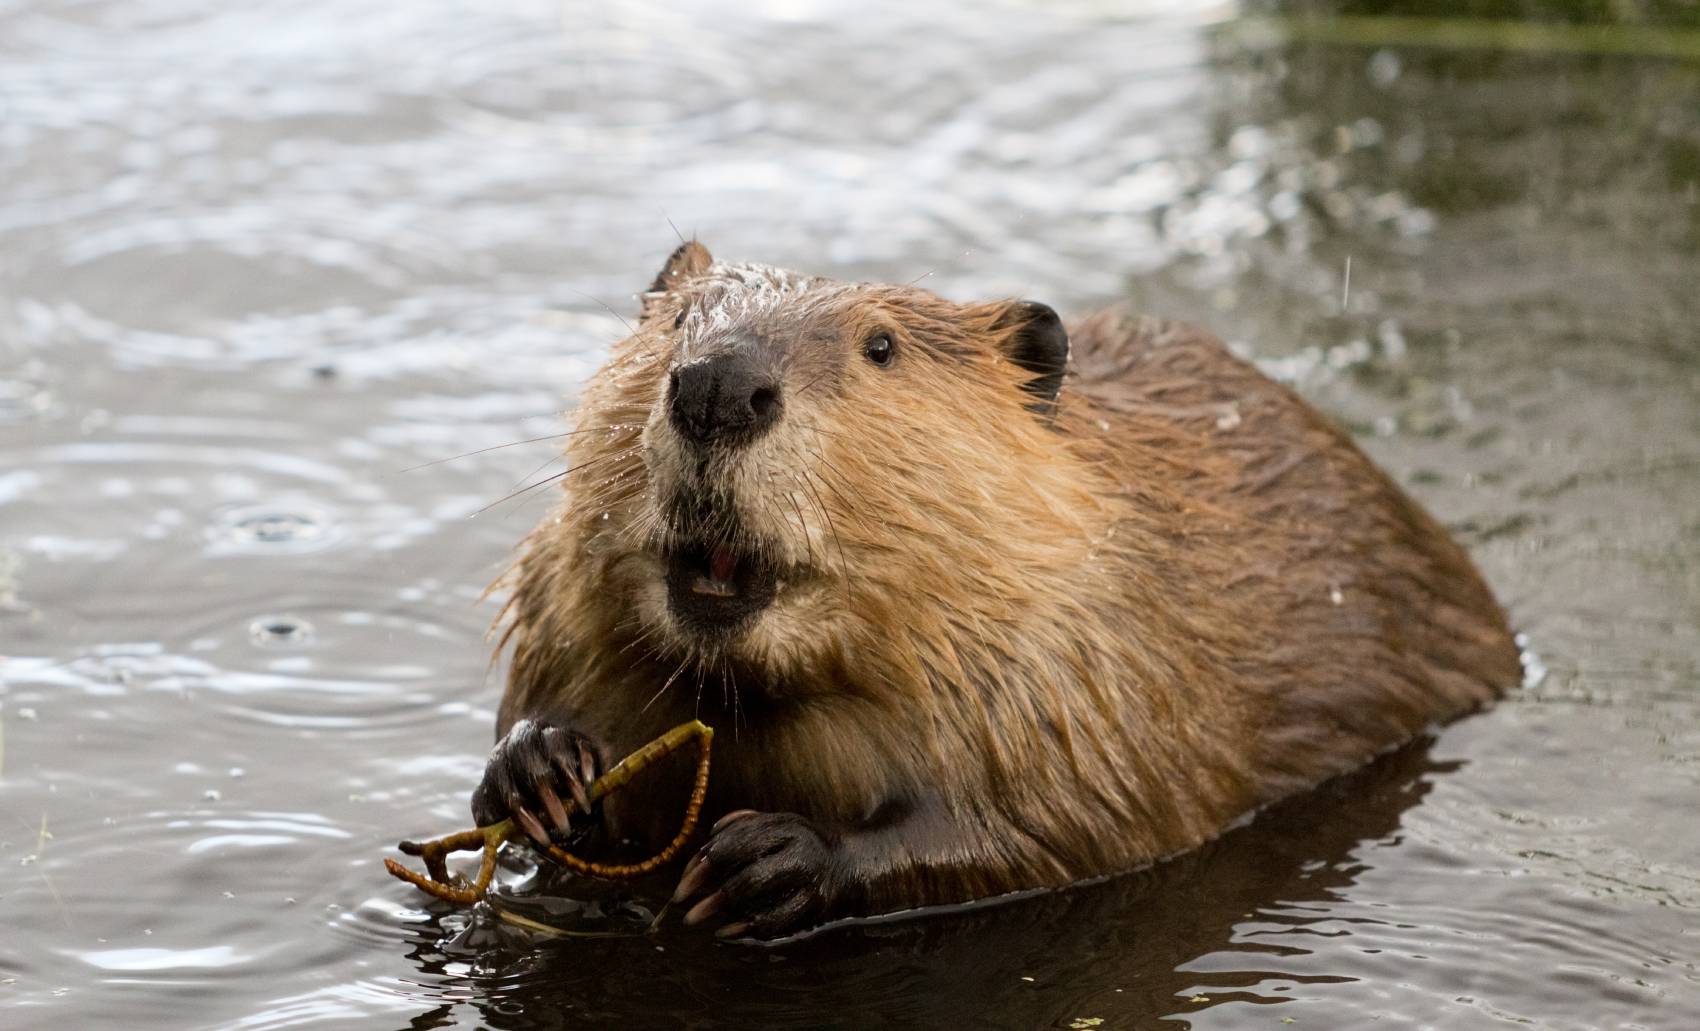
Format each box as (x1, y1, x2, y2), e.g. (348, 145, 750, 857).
(668, 352, 783, 447)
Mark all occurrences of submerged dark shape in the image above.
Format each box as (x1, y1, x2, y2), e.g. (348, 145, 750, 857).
(471, 243, 1521, 940)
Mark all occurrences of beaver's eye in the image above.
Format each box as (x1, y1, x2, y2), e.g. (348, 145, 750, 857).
(863, 333, 894, 367)
(673, 307, 688, 330)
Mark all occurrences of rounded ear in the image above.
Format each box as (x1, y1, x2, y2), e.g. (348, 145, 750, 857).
(641, 241, 713, 318)
(992, 300, 1070, 414)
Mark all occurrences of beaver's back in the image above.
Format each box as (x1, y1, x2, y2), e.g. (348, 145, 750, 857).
(1069, 310, 1522, 804)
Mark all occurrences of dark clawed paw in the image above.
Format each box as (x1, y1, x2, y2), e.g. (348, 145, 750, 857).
(470, 719, 603, 848)
(669, 811, 840, 941)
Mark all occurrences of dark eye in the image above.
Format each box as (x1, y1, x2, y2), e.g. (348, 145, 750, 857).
(863, 333, 894, 367)
(673, 307, 688, 330)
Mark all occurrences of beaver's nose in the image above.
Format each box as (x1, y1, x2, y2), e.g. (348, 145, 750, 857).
(668, 353, 782, 448)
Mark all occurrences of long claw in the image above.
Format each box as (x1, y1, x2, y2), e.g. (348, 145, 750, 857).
(683, 890, 724, 927)
(536, 783, 571, 834)
(568, 775, 592, 815)
(712, 809, 757, 834)
(578, 741, 597, 792)
(514, 806, 550, 845)
(671, 851, 711, 904)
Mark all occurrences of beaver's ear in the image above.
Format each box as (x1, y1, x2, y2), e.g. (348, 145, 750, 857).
(991, 300, 1070, 413)
(640, 241, 713, 319)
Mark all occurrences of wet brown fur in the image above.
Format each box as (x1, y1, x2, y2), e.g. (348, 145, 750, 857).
(493, 245, 1521, 915)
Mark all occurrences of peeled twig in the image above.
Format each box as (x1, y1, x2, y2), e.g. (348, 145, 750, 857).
(385, 719, 714, 905)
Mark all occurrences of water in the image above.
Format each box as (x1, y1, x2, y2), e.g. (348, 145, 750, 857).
(3, 1, 1698, 1027)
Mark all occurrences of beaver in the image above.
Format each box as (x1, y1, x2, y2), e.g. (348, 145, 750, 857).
(469, 241, 1521, 940)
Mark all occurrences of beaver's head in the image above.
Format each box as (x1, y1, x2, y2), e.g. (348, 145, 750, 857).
(558, 242, 1093, 691)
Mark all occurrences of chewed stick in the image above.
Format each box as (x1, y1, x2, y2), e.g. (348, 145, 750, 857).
(384, 719, 714, 905)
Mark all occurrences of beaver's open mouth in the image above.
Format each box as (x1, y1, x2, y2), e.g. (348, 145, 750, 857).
(664, 539, 778, 636)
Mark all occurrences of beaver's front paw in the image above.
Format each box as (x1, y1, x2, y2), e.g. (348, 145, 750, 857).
(469, 719, 602, 848)
(669, 811, 843, 940)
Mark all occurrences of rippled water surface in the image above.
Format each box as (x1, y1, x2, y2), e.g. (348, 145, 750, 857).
(3, 1, 1699, 1027)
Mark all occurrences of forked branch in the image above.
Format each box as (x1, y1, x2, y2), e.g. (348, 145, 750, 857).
(384, 720, 714, 905)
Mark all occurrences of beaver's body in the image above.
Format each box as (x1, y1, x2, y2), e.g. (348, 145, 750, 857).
(474, 244, 1519, 938)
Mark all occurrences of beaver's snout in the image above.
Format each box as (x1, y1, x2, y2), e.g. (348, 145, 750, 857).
(668, 351, 782, 449)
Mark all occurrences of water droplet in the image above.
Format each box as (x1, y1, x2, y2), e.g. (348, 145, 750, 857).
(1367, 49, 1402, 87)
(234, 511, 322, 545)
(0, 378, 54, 423)
(1377, 320, 1408, 359)
(249, 615, 314, 649)
(1398, 208, 1437, 238)
(1516, 633, 1549, 689)
(213, 506, 335, 553)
